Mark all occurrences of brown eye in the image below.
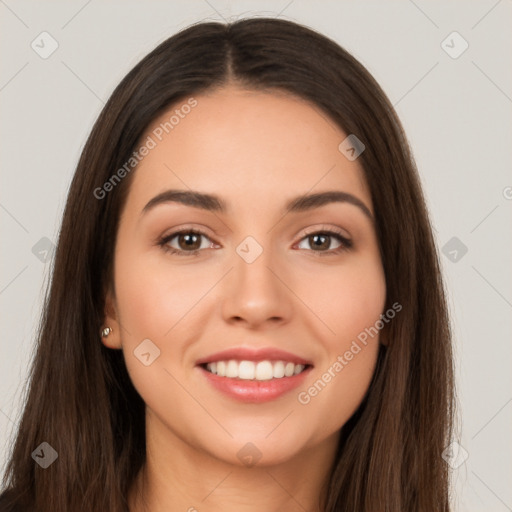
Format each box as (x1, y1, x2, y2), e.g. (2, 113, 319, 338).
(176, 232, 202, 251)
(296, 230, 352, 255)
(308, 233, 331, 251)
(158, 229, 214, 256)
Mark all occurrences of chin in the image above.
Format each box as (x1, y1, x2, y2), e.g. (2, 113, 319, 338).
(203, 431, 312, 469)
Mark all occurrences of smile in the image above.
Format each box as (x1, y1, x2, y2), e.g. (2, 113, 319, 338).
(203, 360, 308, 380)
(196, 346, 313, 403)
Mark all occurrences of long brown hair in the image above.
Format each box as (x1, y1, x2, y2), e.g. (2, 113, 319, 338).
(0, 18, 455, 511)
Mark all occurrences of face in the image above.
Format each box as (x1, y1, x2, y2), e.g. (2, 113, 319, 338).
(102, 84, 386, 467)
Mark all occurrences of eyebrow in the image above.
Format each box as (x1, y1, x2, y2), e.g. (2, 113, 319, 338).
(141, 189, 373, 220)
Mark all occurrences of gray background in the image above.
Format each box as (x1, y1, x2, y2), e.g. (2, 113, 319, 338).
(1, 1, 511, 510)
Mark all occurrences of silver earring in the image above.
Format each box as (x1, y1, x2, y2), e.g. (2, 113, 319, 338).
(101, 326, 113, 337)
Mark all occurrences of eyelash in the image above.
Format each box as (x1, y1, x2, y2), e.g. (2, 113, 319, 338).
(157, 226, 353, 258)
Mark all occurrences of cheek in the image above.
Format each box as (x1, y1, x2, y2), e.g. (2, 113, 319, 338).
(112, 249, 198, 407)
(296, 256, 385, 433)
(301, 341, 380, 439)
(317, 255, 386, 345)
(113, 248, 208, 340)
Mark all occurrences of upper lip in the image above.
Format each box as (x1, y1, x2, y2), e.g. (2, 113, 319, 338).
(196, 347, 313, 366)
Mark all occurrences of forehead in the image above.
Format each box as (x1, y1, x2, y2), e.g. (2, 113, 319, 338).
(123, 85, 371, 217)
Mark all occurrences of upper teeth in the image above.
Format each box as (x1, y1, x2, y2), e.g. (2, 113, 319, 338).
(206, 360, 306, 380)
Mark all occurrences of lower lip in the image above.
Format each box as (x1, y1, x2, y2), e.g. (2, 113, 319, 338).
(198, 365, 312, 403)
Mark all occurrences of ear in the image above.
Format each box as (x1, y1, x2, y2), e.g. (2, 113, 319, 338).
(100, 286, 122, 350)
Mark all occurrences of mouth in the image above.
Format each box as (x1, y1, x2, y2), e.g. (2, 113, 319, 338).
(199, 360, 311, 381)
(195, 347, 314, 403)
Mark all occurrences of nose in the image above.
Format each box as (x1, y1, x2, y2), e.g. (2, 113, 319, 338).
(221, 240, 293, 329)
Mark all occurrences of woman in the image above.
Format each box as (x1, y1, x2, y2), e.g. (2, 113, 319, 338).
(0, 17, 455, 511)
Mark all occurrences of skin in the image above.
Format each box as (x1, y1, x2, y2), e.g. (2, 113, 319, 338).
(102, 84, 386, 512)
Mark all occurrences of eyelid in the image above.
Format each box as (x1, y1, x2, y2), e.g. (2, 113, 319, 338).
(158, 223, 351, 242)
(157, 223, 216, 241)
(298, 224, 351, 241)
